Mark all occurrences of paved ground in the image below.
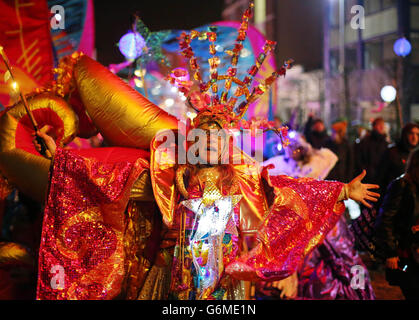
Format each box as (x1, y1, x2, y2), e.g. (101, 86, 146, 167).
(369, 269, 405, 300)
(361, 253, 405, 300)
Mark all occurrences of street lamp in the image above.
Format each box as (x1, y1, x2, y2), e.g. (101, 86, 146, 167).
(392, 36, 412, 129)
(380, 85, 397, 103)
(393, 37, 412, 57)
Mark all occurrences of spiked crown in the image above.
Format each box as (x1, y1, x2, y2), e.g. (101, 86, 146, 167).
(165, 1, 293, 130)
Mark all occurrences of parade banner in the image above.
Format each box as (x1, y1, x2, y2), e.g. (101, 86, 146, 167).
(0, 0, 54, 107)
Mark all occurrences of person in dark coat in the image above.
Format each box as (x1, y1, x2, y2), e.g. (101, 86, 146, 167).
(378, 123, 419, 192)
(304, 115, 330, 150)
(375, 147, 419, 300)
(354, 117, 388, 185)
(326, 120, 354, 182)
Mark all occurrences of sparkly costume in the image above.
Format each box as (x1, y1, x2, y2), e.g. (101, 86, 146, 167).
(34, 136, 345, 300)
(0, 2, 351, 300)
(149, 127, 345, 298)
(168, 167, 243, 300)
(260, 136, 374, 300)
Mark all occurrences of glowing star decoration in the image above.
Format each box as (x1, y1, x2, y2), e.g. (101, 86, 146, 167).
(181, 194, 242, 298)
(134, 18, 171, 67)
(118, 32, 145, 60)
(380, 85, 397, 103)
(393, 37, 412, 57)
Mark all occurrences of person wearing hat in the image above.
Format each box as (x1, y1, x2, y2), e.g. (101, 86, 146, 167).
(354, 117, 389, 186)
(375, 147, 419, 299)
(378, 123, 419, 193)
(303, 115, 330, 150)
(326, 119, 354, 183)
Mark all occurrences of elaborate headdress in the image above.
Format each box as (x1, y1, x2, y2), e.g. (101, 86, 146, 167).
(165, 1, 293, 134)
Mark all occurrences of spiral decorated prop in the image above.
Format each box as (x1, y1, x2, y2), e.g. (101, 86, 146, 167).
(0, 93, 78, 202)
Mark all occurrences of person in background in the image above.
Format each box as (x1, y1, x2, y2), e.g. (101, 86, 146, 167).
(326, 119, 354, 182)
(263, 132, 338, 180)
(375, 147, 419, 300)
(354, 117, 388, 185)
(304, 115, 330, 150)
(378, 123, 419, 192)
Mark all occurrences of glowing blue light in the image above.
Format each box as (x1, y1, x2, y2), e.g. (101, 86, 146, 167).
(393, 37, 412, 57)
(118, 32, 145, 60)
(277, 143, 283, 151)
(288, 131, 296, 139)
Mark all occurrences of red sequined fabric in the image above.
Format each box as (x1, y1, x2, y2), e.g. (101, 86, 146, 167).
(36, 147, 149, 300)
(226, 175, 345, 282)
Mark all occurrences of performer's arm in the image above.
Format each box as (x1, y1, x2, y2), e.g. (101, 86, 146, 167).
(226, 169, 380, 282)
(32, 129, 57, 157)
(262, 164, 380, 208)
(337, 170, 380, 208)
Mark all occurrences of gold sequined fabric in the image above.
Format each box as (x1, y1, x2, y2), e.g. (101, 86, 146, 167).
(36, 147, 151, 300)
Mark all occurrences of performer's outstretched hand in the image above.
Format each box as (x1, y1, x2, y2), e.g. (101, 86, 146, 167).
(32, 125, 57, 158)
(347, 170, 380, 208)
(270, 272, 298, 299)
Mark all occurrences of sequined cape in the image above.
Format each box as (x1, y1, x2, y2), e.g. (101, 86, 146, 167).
(36, 147, 154, 300)
(224, 175, 345, 282)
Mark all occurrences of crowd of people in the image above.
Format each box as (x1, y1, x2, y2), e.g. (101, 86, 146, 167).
(262, 115, 419, 300)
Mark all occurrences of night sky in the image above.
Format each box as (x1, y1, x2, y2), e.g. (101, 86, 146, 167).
(94, 0, 224, 66)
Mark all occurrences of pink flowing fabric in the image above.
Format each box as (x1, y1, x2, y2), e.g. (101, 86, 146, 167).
(226, 175, 345, 282)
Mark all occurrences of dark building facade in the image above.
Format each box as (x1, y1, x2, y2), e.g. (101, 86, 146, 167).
(324, 0, 419, 131)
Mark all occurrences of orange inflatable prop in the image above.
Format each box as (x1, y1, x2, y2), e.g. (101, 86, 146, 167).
(0, 93, 78, 202)
(73, 55, 178, 149)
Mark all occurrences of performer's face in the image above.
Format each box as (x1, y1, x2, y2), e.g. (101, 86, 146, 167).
(287, 142, 308, 162)
(290, 146, 305, 161)
(197, 122, 227, 164)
